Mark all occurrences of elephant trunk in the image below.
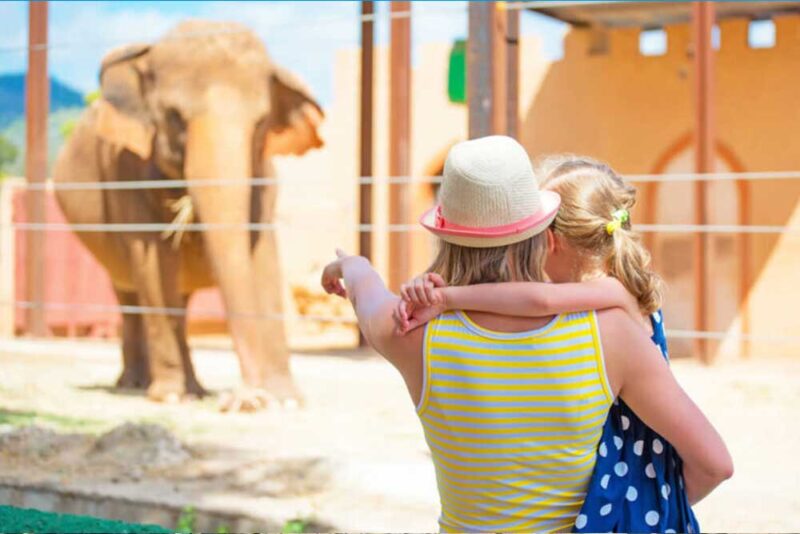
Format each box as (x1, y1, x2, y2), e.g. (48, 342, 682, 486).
(184, 111, 276, 387)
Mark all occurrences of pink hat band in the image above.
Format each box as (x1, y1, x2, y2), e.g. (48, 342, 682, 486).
(430, 205, 554, 238)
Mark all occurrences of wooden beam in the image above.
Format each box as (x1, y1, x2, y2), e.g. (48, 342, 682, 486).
(506, 5, 520, 139)
(359, 1, 374, 263)
(388, 1, 411, 292)
(692, 1, 714, 362)
(25, 0, 48, 337)
(737, 179, 750, 357)
(468, 1, 509, 138)
(358, 1, 375, 347)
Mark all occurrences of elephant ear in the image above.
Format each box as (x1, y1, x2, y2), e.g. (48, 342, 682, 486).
(264, 65, 324, 157)
(94, 44, 155, 159)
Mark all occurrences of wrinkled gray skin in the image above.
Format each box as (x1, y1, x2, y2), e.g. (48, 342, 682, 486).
(53, 20, 324, 410)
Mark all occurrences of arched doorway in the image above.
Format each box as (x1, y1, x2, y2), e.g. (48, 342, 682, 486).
(647, 135, 747, 358)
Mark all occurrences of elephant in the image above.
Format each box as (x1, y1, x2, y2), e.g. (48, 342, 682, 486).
(52, 20, 324, 409)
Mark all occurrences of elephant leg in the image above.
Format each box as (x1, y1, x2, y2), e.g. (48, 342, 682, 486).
(127, 236, 206, 402)
(114, 289, 151, 389)
(178, 292, 207, 398)
(249, 177, 300, 405)
(252, 229, 300, 403)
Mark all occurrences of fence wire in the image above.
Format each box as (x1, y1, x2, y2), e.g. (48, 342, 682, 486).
(10, 171, 800, 192)
(6, 300, 800, 347)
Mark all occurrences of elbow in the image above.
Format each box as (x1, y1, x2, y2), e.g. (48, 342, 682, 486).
(717, 455, 734, 482)
(532, 292, 552, 314)
(703, 451, 734, 484)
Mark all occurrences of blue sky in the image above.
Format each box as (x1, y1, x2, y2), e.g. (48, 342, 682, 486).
(0, 1, 568, 105)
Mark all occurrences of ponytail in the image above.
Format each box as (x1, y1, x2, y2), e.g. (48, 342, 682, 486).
(607, 227, 663, 315)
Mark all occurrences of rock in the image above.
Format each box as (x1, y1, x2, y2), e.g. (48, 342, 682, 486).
(90, 423, 191, 470)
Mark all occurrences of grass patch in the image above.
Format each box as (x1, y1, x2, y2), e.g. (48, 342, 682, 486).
(0, 409, 109, 434)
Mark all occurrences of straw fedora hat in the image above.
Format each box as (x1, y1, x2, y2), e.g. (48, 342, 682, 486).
(420, 135, 561, 248)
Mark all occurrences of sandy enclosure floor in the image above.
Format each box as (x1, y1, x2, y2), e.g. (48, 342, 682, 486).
(0, 338, 797, 532)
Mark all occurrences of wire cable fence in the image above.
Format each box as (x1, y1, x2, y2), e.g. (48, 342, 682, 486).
(3, 170, 800, 352)
(5, 300, 800, 347)
(6, 173, 800, 235)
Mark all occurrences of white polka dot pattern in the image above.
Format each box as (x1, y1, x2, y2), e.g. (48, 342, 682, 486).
(621, 415, 630, 430)
(645, 463, 656, 478)
(645, 511, 660, 526)
(614, 461, 629, 476)
(652, 438, 664, 454)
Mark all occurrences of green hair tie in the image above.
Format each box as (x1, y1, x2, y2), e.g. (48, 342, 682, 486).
(606, 209, 630, 235)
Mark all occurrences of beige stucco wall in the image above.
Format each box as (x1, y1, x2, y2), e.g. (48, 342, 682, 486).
(280, 16, 800, 358)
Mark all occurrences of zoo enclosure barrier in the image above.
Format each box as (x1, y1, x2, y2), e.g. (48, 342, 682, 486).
(0, 170, 798, 360)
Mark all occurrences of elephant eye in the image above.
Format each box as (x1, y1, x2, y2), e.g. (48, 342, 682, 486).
(165, 108, 185, 132)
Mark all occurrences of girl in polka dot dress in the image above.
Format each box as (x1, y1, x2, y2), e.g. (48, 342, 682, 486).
(395, 157, 732, 533)
(538, 157, 700, 533)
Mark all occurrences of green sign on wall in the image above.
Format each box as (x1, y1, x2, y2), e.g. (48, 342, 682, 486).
(448, 39, 467, 104)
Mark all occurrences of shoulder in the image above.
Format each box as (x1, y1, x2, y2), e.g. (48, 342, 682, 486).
(374, 315, 426, 373)
(594, 308, 649, 395)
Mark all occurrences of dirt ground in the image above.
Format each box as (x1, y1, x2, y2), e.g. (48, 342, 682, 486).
(0, 337, 798, 532)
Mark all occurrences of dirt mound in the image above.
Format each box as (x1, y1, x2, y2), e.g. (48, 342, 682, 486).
(0, 425, 89, 460)
(91, 423, 190, 469)
(0, 423, 191, 482)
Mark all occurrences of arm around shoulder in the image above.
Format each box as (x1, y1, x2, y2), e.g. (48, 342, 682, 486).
(597, 308, 733, 504)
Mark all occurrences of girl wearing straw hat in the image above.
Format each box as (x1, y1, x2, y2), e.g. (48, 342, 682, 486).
(321, 136, 731, 533)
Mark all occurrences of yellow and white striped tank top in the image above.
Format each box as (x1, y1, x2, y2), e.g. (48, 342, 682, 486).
(417, 310, 613, 533)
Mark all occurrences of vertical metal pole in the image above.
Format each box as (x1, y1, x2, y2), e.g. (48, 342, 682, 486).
(359, 1, 374, 262)
(388, 1, 411, 292)
(491, 2, 507, 136)
(468, 1, 508, 138)
(737, 180, 750, 357)
(358, 1, 374, 346)
(506, 4, 519, 139)
(468, 2, 493, 138)
(692, 2, 714, 362)
(25, 0, 48, 337)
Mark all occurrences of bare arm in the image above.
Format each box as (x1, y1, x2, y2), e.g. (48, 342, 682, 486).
(443, 277, 640, 320)
(598, 309, 733, 504)
(321, 252, 424, 400)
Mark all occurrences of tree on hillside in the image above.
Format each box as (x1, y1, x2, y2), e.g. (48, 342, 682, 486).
(0, 134, 18, 177)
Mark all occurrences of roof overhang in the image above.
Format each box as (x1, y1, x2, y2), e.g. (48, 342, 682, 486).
(525, 1, 800, 28)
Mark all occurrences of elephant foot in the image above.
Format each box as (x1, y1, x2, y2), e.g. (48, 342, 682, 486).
(185, 376, 209, 399)
(115, 369, 151, 390)
(263, 372, 304, 409)
(147, 379, 188, 404)
(218, 386, 274, 412)
(218, 381, 303, 413)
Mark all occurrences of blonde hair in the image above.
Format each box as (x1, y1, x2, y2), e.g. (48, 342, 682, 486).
(428, 233, 549, 287)
(541, 156, 664, 314)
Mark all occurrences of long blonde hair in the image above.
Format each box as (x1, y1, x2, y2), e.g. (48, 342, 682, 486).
(428, 233, 549, 287)
(541, 156, 664, 314)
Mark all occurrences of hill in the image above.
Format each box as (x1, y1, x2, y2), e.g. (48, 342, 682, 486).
(0, 73, 85, 128)
(0, 107, 84, 177)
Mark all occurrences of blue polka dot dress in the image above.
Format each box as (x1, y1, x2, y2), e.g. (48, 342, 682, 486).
(573, 310, 700, 534)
